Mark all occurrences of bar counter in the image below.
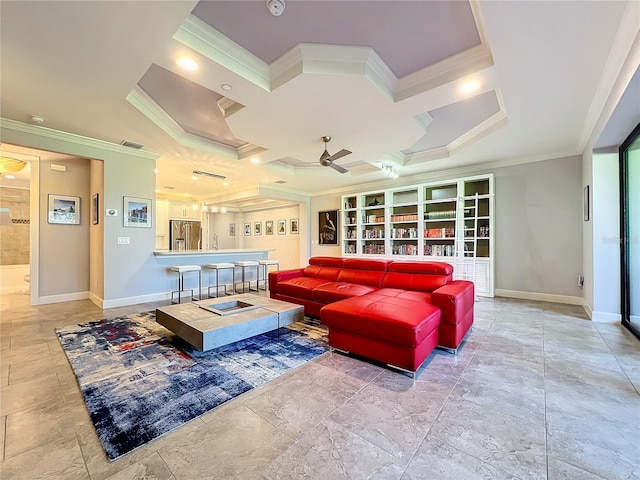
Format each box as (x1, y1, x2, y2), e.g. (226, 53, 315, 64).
(153, 249, 273, 258)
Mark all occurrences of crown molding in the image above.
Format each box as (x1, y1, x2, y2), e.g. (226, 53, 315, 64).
(0, 118, 158, 160)
(175, 14, 270, 91)
(126, 86, 240, 159)
(395, 44, 493, 102)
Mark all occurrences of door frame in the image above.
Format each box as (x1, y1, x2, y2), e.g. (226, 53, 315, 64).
(619, 121, 640, 339)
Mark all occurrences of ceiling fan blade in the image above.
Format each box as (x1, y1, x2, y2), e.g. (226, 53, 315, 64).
(328, 149, 351, 162)
(329, 162, 349, 174)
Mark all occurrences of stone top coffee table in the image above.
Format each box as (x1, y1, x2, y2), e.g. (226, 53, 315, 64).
(155, 294, 304, 351)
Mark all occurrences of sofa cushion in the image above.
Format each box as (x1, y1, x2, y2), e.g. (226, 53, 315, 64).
(366, 288, 432, 303)
(303, 265, 342, 281)
(320, 295, 441, 347)
(312, 282, 378, 304)
(277, 277, 332, 301)
(309, 257, 345, 268)
(383, 271, 450, 293)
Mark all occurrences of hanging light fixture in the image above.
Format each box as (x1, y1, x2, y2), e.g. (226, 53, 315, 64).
(380, 164, 398, 179)
(0, 156, 27, 174)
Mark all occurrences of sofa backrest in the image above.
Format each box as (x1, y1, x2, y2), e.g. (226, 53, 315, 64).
(337, 258, 390, 287)
(304, 257, 344, 281)
(383, 261, 453, 292)
(309, 257, 345, 268)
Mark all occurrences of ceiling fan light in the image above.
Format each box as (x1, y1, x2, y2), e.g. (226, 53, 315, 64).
(220, 206, 227, 214)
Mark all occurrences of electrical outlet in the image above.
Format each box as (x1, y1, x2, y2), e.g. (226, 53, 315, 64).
(577, 274, 584, 287)
(117, 237, 130, 245)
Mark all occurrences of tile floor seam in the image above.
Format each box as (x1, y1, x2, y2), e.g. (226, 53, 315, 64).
(395, 337, 483, 475)
(593, 323, 640, 397)
(74, 430, 93, 480)
(1, 415, 5, 463)
(547, 453, 610, 480)
(542, 314, 550, 480)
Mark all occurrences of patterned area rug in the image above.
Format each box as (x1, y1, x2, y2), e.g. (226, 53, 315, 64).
(56, 311, 328, 461)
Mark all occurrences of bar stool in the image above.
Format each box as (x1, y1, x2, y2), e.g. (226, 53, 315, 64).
(258, 259, 280, 290)
(169, 265, 202, 304)
(205, 262, 236, 298)
(234, 260, 259, 293)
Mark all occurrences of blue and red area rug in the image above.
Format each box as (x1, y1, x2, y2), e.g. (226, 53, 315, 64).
(56, 311, 328, 461)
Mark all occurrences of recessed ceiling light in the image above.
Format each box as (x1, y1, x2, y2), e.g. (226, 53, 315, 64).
(222, 181, 229, 187)
(183, 193, 190, 197)
(155, 189, 161, 193)
(190, 175, 198, 181)
(460, 81, 480, 93)
(4, 174, 16, 179)
(177, 57, 198, 71)
(221, 84, 232, 91)
(250, 158, 260, 164)
(153, 169, 159, 174)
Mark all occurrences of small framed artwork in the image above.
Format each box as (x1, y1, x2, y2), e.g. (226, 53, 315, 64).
(277, 219, 286, 235)
(91, 193, 99, 225)
(244, 222, 251, 236)
(123, 196, 151, 228)
(229, 223, 236, 236)
(265, 220, 274, 235)
(290, 218, 299, 234)
(48, 194, 80, 225)
(319, 210, 338, 245)
(583, 185, 590, 221)
(254, 221, 262, 235)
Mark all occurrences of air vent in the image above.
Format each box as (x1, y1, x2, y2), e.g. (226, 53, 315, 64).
(120, 140, 144, 149)
(274, 180, 287, 184)
(163, 186, 175, 190)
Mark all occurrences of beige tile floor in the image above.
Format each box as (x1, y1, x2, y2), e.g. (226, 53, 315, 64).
(0, 290, 639, 480)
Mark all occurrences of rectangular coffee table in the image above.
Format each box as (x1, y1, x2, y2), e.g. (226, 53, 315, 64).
(155, 294, 304, 351)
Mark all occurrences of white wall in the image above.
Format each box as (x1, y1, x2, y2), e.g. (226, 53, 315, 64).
(239, 205, 301, 269)
(39, 157, 91, 298)
(493, 156, 583, 297)
(590, 152, 621, 320)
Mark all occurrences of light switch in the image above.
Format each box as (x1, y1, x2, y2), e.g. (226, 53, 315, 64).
(117, 237, 130, 245)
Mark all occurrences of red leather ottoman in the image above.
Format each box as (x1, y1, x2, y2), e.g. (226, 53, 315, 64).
(320, 295, 441, 377)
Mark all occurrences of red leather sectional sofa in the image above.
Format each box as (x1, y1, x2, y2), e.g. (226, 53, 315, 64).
(269, 256, 474, 375)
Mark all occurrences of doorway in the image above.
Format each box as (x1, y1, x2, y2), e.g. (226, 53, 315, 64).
(620, 122, 640, 339)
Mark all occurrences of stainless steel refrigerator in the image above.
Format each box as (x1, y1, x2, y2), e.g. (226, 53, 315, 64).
(169, 220, 202, 251)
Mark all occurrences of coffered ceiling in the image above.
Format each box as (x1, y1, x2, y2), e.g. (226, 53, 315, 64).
(0, 1, 636, 201)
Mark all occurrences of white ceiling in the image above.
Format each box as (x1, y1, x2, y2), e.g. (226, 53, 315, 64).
(0, 1, 637, 202)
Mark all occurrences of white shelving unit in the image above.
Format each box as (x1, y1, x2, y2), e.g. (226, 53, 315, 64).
(341, 174, 494, 296)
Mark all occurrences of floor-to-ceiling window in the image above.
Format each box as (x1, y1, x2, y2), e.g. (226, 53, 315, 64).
(620, 122, 640, 339)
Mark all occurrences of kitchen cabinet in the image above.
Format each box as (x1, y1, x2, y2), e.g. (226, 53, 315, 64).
(169, 201, 200, 220)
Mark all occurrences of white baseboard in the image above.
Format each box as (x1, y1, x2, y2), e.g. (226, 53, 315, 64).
(591, 311, 622, 323)
(495, 289, 585, 306)
(102, 291, 171, 309)
(38, 291, 89, 305)
(583, 302, 594, 320)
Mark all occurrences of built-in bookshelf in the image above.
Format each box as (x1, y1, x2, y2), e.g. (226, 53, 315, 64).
(341, 174, 494, 296)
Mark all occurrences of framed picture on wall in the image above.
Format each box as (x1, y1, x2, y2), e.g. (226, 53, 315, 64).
(265, 220, 274, 235)
(229, 223, 236, 236)
(254, 221, 262, 235)
(244, 222, 251, 236)
(123, 196, 151, 228)
(277, 219, 286, 235)
(290, 218, 299, 234)
(91, 193, 99, 225)
(319, 210, 338, 245)
(48, 194, 80, 225)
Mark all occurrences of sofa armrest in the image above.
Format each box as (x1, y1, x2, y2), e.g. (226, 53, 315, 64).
(269, 268, 305, 293)
(430, 280, 474, 326)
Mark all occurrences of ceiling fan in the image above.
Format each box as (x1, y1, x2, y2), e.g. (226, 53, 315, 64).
(319, 136, 351, 174)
